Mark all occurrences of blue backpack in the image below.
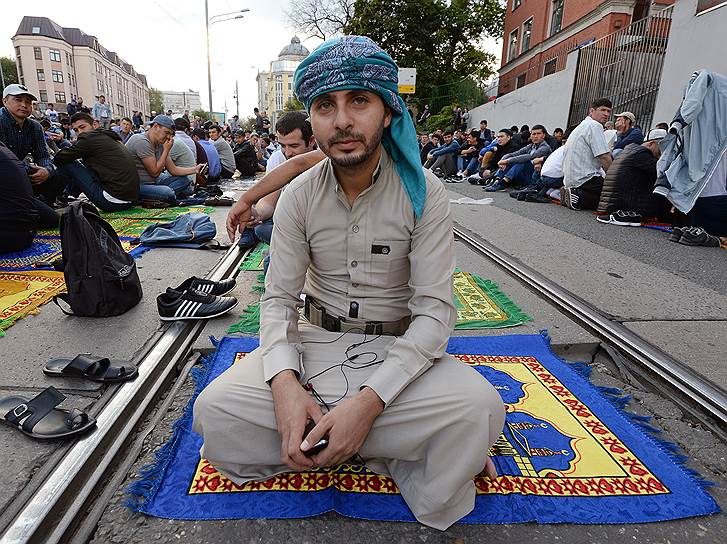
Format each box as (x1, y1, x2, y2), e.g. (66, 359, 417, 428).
(139, 213, 219, 249)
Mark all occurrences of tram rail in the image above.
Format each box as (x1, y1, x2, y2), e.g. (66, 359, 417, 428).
(0, 243, 245, 544)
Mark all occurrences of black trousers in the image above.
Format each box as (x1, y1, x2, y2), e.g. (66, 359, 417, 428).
(0, 228, 35, 253)
(576, 176, 604, 210)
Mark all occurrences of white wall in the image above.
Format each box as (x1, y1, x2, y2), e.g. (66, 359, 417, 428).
(652, 0, 727, 125)
(467, 50, 579, 133)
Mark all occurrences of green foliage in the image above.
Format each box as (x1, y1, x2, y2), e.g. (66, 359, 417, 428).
(0, 57, 19, 86)
(345, 0, 503, 102)
(240, 116, 257, 130)
(149, 88, 164, 114)
(284, 96, 305, 112)
(191, 109, 211, 121)
(422, 105, 455, 133)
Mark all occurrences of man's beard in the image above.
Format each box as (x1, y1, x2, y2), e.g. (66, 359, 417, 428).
(322, 119, 385, 168)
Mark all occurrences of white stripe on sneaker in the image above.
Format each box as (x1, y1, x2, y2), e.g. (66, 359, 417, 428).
(185, 301, 202, 317)
(175, 300, 192, 317)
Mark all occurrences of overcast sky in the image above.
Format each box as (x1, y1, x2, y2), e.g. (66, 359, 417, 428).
(2, 1, 500, 118)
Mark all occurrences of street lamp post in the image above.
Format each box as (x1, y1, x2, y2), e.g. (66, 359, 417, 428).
(205, 1, 249, 113)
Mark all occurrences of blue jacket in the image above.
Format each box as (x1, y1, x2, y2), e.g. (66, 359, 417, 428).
(614, 127, 644, 151)
(431, 139, 461, 157)
(655, 70, 727, 213)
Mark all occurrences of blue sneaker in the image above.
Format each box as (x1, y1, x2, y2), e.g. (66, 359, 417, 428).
(237, 228, 258, 250)
(484, 179, 506, 192)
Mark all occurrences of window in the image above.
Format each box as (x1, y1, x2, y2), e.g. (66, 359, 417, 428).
(31, 26, 40, 34)
(97, 79, 104, 92)
(522, 18, 533, 53)
(543, 58, 558, 76)
(52, 70, 63, 83)
(49, 49, 61, 62)
(36, 69, 45, 81)
(507, 29, 519, 62)
(512, 0, 522, 9)
(34, 47, 42, 60)
(55, 91, 66, 103)
(516, 73, 527, 89)
(550, 0, 564, 36)
(39, 90, 48, 102)
(68, 73, 72, 87)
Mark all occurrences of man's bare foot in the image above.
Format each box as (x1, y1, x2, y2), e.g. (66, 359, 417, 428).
(484, 457, 497, 479)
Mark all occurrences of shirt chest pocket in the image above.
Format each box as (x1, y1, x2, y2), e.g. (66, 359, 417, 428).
(369, 240, 410, 287)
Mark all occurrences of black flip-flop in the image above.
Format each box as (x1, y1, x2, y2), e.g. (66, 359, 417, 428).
(1, 387, 96, 439)
(44, 354, 138, 384)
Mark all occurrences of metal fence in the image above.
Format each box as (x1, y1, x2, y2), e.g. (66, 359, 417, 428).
(567, 6, 674, 131)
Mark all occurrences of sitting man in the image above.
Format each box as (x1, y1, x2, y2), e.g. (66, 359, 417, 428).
(194, 36, 505, 531)
(597, 128, 669, 220)
(53, 112, 138, 211)
(233, 131, 264, 177)
(423, 130, 460, 177)
(418, 133, 434, 165)
(485, 124, 551, 192)
(191, 128, 222, 183)
(113, 117, 135, 144)
(466, 129, 516, 186)
(562, 97, 613, 210)
(160, 128, 202, 198)
(126, 114, 179, 204)
(0, 140, 39, 252)
(455, 130, 483, 179)
(0, 84, 59, 226)
(612, 111, 644, 158)
(209, 124, 236, 179)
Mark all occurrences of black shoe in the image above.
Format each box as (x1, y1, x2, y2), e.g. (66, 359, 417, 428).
(157, 288, 238, 321)
(173, 276, 236, 296)
(678, 227, 721, 247)
(560, 186, 582, 210)
(669, 226, 684, 242)
(237, 228, 258, 250)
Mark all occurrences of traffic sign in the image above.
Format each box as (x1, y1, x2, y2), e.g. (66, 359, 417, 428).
(398, 68, 416, 94)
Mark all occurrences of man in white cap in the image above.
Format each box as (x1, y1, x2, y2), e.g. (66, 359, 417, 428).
(0, 84, 59, 226)
(612, 111, 644, 158)
(0, 84, 55, 184)
(596, 128, 668, 222)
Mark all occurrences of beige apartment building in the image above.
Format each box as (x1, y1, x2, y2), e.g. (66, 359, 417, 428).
(12, 16, 150, 117)
(256, 37, 309, 128)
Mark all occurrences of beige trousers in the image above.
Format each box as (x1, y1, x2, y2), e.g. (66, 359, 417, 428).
(192, 324, 505, 530)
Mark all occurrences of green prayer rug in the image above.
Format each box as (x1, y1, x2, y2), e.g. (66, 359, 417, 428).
(100, 206, 215, 221)
(453, 271, 531, 329)
(227, 271, 531, 334)
(239, 243, 269, 271)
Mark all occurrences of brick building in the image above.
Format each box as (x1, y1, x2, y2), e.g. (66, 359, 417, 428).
(498, 0, 673, 96)
(12, 16, 150, 117)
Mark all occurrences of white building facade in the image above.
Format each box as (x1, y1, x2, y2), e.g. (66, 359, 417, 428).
(256, 37, 309, 128)
(160, 90, 202, 116)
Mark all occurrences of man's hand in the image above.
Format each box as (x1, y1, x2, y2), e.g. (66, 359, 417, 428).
(29, 167, 50, 185)
(497, 159, 508, 169)
(427, 153, 433, 160)
(226, 198, 253, 241)
(271, 371, 324, 470)
(303, 387, 384, 467)
(244, 205, 262, 228)
(162, 135, 174, 152)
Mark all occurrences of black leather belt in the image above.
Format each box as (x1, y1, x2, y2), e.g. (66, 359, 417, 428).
(303, 296, 410, 336)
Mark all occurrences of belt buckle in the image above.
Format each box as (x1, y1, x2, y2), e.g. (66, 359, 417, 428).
(366, 322, 383, 335)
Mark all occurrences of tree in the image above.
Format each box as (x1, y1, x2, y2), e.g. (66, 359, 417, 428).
(284, 96, 305, 112)
(345, 0, 503, 106)
(1, 57, 19, 87)
(191, 109, 212, 121)
(286, 0, 355, 40)
(149, 87, 164, 114)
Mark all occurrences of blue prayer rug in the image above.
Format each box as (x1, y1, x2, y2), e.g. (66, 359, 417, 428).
(127, 335, 719, 524)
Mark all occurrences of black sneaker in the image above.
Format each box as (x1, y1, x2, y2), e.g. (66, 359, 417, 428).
(596, 210, 642, 226)
(173, 276, 236, 296)
(560, 187, 581, 210)
(157, 288, 238, 321)
(678, 227, 721, 247)
(669, 226, 684, 242)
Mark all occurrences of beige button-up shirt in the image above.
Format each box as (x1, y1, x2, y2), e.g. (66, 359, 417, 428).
(260, 149, 456, 405)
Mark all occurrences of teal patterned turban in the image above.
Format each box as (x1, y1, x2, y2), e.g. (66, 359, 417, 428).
(294, 36, 426, 218)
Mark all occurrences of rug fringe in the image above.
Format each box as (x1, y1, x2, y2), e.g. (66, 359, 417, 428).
(227, 302, 261, 334)
(125, 355, 215, 511)
(455, 274, 532, 329)
(544, 331, 718, 493)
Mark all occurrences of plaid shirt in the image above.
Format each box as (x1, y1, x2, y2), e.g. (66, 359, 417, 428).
(0, 107, 54, 171)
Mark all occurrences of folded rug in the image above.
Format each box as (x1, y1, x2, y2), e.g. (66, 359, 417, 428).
(127, 334, 718, 524)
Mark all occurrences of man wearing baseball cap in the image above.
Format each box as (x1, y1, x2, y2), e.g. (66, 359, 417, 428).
(1, 84, 59, 226)
(612, 111, 644, 158)
(597, 127, 668, 220)
(125, 114, 179, 203)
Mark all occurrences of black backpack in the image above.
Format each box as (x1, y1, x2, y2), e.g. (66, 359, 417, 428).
(54, 201, 142, 316)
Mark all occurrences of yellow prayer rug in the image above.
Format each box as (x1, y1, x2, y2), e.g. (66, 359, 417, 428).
(0, 271, 65, 336)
